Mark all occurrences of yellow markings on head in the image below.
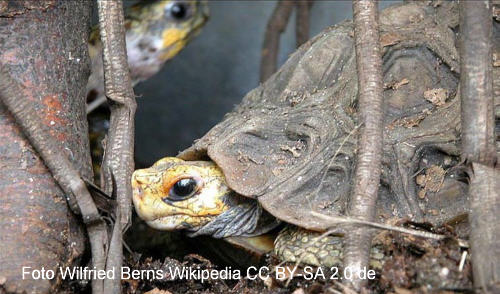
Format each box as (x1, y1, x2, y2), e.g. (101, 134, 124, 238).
(160, 28, 188, 61)
(123, 0, 208, 64)
(132, 157, 232, 231)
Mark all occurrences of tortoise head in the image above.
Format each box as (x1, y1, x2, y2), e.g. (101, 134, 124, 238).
(125, 0, 209, 81)
(132, 157, 280, 239)
(132, 157, 231, 231)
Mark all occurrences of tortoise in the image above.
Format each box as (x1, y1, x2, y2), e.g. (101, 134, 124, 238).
(132, 1, 482, 268)
(87, 0, 209, 182)
(86, 0, 209, 113)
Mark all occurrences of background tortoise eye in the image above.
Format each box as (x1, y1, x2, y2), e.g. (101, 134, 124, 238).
(166, 2, 190, 21)
(166, 178, 199, 201)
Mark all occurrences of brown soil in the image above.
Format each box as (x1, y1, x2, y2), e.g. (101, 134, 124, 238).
(76, 223, 472, 294)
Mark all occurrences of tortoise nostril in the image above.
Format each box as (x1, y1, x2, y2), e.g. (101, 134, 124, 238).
(132, 172, 151, 187)
(133, 185, 144, 201)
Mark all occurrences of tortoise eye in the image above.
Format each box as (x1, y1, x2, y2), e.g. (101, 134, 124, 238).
(166, 1, 191, 21)
(166, 178, 199, 202)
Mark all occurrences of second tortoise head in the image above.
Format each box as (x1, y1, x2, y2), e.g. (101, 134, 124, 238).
(125, 0, 209, 81)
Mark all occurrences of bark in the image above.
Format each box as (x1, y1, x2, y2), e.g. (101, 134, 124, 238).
(0, 1, 91, 293)
(344, 0, 384, 290)
(0, 67, 108, 294)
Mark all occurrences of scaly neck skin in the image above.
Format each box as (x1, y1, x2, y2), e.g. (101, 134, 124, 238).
(188, 193, 280, 239)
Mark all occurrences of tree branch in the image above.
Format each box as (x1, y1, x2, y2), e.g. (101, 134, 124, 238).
(459, 1, 498, 292)
(260, 0, 294, 83)
(295, 0, 312, 47)
(459, 0, 496, 165)
(97, 0, 136, 229)
(95, 0, 136, 292)
(343, 0, 384, 290)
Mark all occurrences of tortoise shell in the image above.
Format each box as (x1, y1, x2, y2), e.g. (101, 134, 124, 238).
(179, 2, 468, 230)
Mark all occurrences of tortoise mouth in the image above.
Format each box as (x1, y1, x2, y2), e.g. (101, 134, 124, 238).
(146, 214, 214, 231)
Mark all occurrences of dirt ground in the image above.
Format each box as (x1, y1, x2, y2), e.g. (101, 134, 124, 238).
(63, 221, 471, 294)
